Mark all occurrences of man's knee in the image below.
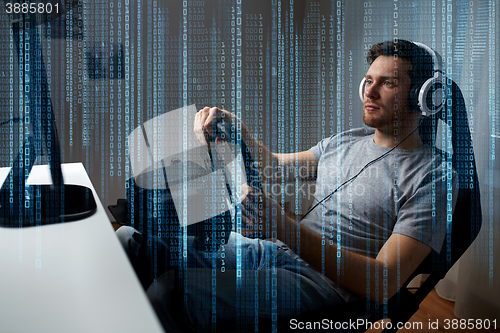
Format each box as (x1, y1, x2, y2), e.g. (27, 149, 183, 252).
(115, 226, 139, 252)
(115, 226, 144, 271)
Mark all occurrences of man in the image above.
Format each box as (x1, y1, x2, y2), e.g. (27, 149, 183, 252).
(117, 39, 456, 329)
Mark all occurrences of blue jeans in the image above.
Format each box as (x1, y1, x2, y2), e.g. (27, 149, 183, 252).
(116, 226, 345, 330)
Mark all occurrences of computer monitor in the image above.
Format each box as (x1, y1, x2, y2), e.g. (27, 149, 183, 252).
(0, 1, 96, 227)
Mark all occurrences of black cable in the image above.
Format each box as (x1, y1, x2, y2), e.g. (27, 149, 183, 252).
(299, 120, 424, 222)
(0, 117, 24, 127)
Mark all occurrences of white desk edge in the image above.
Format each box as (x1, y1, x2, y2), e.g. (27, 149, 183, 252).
(0, 163, 164, 333)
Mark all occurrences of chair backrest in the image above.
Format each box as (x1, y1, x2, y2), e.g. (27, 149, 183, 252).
(412, 80, 482, 278)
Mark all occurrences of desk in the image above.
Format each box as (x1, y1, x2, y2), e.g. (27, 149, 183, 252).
(0, 163, 164, 333)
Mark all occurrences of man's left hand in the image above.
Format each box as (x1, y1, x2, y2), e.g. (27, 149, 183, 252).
(238, 183, 281, 239)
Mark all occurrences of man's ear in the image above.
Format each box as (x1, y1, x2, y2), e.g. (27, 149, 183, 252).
(408, 81, 424, 113)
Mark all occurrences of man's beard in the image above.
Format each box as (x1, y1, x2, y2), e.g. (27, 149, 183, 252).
(363, 107, 419, 134)
(362, 106, 393, 129)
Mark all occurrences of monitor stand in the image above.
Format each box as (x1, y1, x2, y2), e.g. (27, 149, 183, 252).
(0, 184, 97, 227)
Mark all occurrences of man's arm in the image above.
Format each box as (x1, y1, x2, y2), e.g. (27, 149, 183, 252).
(194, 107, 319, 181)
(240, 187, 431, 303)
(277, 213, 431, 303)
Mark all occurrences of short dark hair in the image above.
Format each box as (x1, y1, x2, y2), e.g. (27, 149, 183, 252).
(367, 39, 434, 88)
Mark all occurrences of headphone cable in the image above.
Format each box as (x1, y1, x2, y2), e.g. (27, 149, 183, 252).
(299, 120, 423, 222)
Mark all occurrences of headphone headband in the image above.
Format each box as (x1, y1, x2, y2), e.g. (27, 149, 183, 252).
(412, 42, 443, 74)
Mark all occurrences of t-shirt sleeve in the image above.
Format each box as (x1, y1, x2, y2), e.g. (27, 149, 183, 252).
(393, 166, 458, 253)
(308, 135, 335, 161)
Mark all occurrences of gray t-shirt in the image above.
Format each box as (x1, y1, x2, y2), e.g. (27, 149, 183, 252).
(304, 127, 457, 258)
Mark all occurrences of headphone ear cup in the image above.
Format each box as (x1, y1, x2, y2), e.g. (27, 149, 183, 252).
(359, 77, 366, 103)
(418, 75, 446, 116)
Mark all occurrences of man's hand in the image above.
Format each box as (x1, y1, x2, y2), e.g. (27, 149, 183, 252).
(194, 106, 238, 146)
(238, 183, 281, 239)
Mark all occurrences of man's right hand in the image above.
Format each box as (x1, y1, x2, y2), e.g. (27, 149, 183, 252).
(194, 107, 239, 146)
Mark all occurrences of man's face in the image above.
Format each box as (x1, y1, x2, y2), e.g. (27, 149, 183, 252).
(362, 56, 414, 132)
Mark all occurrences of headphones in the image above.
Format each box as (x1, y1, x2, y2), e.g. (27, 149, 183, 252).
(359, 42, 446, 117)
